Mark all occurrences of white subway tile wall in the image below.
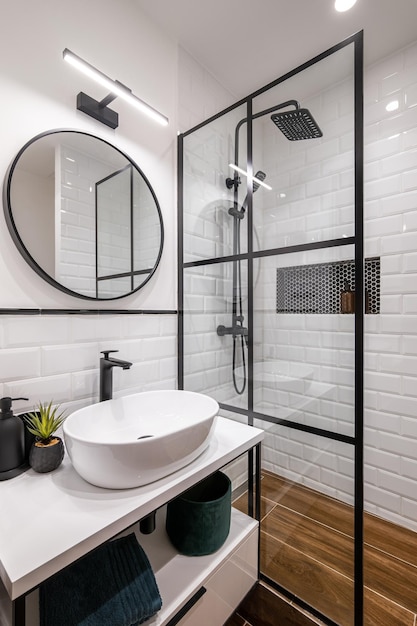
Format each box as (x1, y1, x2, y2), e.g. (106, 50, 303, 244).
(364, 41, 417, 530)
(0, 314, 177, 417)
(59, 144, 116, 298)
(179, 40, 417, 532)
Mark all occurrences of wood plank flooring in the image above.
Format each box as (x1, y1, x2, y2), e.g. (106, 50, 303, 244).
(225, 582, 324, 626)
(230, 471, 417, 626)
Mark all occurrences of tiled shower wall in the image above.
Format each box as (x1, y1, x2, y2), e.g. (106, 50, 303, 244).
(181, 40, 417, 532)
(363, 41, 417, 529)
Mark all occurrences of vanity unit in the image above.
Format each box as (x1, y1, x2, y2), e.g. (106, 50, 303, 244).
(0, 417, 262, 626)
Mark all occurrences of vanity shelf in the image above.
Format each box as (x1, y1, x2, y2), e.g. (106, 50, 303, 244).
(128, 506, 258, 625)
(0, 417, 263, 626)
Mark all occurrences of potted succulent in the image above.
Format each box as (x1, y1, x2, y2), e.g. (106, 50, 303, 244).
(24, 401, 66, 473)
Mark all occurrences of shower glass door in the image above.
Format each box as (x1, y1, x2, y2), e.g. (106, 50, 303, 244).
(180, 103, 250, 412)
(250, 41, 359, 625)
(179, 32, 363, 626)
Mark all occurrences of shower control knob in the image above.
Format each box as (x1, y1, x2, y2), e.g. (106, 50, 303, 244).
(225, 175, 240, 190)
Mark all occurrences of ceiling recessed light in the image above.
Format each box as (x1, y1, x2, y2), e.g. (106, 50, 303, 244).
(335, 0, 357, 12)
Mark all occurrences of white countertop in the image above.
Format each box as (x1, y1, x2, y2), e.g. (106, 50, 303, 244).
(0, 417, 263, 600)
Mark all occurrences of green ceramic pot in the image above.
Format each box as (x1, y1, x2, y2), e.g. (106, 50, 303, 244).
(166, 471, 231, 556)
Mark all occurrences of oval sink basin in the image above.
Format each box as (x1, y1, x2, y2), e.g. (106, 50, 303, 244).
(63, 390, 219, 489)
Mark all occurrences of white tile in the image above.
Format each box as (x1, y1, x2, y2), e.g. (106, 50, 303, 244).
(401, 415, 417, 437)
(382, 189, 417, 218)
(365, 411, 401, 434)
(402, 252, 417, 274)
(71, 316, 124, 343)
(365, 134, 402, 162)
(402, 210, 417, 232)
(380, 314, 417, 334)
(0, 348, 40, 382)
(365, 333, 401, 353)
(381, 254, 403, 274)
(71, 370, 98, 401)
(382, 274, 417, 294)
(159, 315, 177, 335)
(401, 498, 417, 530)
(5, 375, 72, 408)
(365, 174, 401, 200)
(378, 470, 416, 499)
(404, 294, 417, 313)
(364, 371, 402, 394)
(401, 457, 417, 480)
(320, 468, 353, 495)
(365, 214, 403, 237)
(41, 344, 98, 376)
(381, 232, 417, 257)
(125, 315, 161, 338)
(379, 430, 417, 456)
(159, 357, 177, 382)
(3, 317, 70, 348)
(365, 483, 402, 512)
(380, 353, 417, 376)
(401, 335, 417, 355)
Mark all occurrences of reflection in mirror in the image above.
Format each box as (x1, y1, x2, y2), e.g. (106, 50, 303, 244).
(3, 130, 163, 300)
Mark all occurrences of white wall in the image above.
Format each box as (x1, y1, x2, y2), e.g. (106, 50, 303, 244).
(180, 40, 417, 532)
(178, 47, 236, 134)
(0, 0, 178, 416)
(0, 0, 176, 310)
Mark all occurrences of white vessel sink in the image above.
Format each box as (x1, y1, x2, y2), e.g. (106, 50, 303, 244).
(63, 390, 219, 489)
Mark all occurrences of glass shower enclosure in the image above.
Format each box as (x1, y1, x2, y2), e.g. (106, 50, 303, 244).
(178, 32, 364, 626)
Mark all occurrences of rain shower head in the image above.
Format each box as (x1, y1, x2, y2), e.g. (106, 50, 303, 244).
(271, 108, 322, 141)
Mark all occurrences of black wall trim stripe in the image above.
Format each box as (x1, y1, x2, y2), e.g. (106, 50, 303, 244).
(0, 309, 177, 316)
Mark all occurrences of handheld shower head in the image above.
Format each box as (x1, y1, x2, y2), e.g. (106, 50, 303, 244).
(228, 170, 267, 218)
(271, 108, 322, 141)
(241, 170, 266, 212)
(252, 170, 266, 191)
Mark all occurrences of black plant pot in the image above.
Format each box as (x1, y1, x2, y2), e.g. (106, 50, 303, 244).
(29, 437, 65, 473)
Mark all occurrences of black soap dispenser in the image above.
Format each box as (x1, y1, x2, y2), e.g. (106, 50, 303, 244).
(0, 396, 28, 475)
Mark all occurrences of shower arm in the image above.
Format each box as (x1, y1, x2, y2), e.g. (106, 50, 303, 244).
(226, 100, 300, 335)
(231, 99, 300, 180)
(226, 101, 300, 211)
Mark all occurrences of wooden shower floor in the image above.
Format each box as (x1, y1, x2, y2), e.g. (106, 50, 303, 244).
(232, 471, 417, 626)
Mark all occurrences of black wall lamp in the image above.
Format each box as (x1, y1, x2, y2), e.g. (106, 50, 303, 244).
(63, 48, 169, 129)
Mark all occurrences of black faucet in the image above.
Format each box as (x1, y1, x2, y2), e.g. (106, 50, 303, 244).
(99, 350, 132, 402)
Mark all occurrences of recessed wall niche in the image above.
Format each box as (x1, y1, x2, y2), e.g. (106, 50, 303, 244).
(276, 258, 380, 314)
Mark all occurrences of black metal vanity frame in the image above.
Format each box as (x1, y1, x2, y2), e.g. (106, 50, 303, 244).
(11, 444, 262, 626)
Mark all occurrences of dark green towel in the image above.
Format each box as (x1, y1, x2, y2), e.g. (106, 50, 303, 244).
(40, 533, 162, 626)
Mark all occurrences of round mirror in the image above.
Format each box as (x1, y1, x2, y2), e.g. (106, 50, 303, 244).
(3, 130, 164, 300)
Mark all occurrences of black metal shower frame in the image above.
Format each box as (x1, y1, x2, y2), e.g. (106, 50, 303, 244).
(178, 31, 364, 626)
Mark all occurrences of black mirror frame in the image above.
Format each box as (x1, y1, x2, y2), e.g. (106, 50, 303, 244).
(3, 129, 164, 301)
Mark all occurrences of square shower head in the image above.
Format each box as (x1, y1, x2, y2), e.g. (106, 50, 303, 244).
(271, 108, 323, 141)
